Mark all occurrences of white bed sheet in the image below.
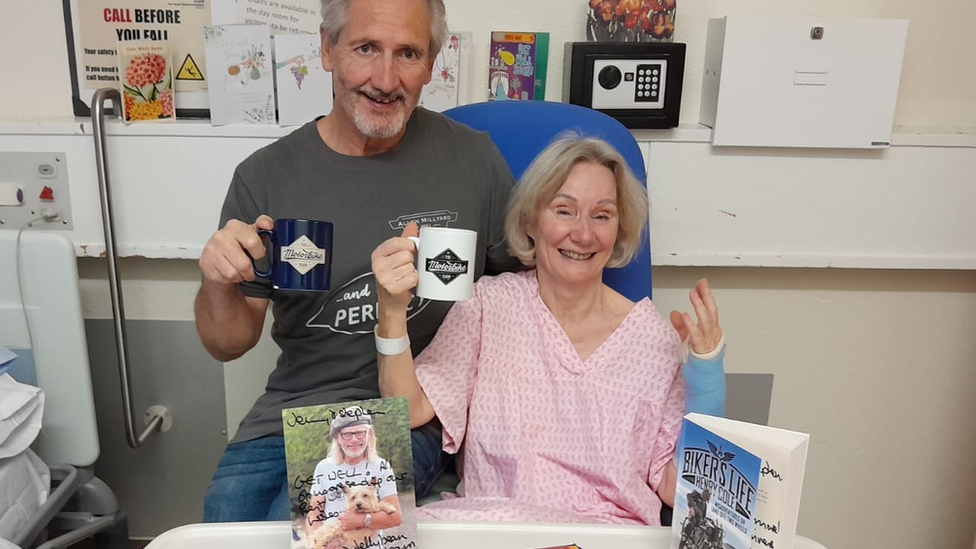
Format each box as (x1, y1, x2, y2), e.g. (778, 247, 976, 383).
(0, 449, 50, 542)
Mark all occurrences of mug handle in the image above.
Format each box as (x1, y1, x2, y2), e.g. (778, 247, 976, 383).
(252, 229, 274, 278)
(407, 235, 421, 268)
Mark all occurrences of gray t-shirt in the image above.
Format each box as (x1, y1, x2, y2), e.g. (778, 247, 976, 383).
(218, 108, 518, 443)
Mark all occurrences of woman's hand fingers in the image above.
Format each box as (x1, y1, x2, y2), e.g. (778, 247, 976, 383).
(677, 279, 725, 355)
(670, 310, 689, 341)
(683, 312, 706, 349)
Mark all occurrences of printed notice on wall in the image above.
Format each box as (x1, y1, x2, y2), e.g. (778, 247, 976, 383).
(234, 0, 320, 35)
(77, 0, 211, 92)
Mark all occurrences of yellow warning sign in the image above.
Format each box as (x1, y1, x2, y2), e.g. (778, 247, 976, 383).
(176, 54, 204, 81)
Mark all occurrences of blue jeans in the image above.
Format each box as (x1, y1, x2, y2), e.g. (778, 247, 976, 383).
(203, 435, 290, 522)
(411, 420, 455, 497)
(203, 423, 451, 522)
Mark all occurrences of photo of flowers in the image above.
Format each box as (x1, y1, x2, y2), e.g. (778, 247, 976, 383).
(117, 42, 174, 122)
(586, 0, 677, 43)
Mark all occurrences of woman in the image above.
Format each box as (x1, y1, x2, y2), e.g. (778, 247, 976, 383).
(370, 135, 724, 525)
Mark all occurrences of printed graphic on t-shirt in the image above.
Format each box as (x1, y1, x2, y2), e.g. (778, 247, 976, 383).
(306, 272, 430, 335)
(281, 235, 327, 275)
(426, 248, 469, 285)
(387, 209, 459, 230)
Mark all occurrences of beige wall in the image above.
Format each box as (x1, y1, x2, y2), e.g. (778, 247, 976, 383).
(6, 0, 976, 548)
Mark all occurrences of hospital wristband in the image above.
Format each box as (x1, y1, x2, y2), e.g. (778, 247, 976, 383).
(374, 326, 410, 356)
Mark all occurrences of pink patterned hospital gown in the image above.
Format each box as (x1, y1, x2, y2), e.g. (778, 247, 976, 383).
(414, 270, 685, 525)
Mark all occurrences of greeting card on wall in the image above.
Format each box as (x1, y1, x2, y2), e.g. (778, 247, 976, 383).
(420, 32, 468, 113)
(283, 398, 417, 549)
(117, 42, 175, 122)
(586, 0, 677, 42)
(64, 0, 212, 116)
(487, 32, 549, 101)
(203, 25, 276, 125)
(274, 34, 333, 126)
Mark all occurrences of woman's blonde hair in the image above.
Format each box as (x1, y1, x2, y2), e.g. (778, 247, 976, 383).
(328, 425, 379, 465)
(504, 133, 649, 268)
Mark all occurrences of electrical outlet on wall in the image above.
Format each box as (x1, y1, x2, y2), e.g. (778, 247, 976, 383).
(0, 152, 72, 230)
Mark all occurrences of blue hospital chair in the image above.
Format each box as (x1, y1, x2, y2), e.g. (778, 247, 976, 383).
(444, 100, 652, 300)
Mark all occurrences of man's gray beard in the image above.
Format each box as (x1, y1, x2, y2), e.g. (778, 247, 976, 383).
(344, 444, 367, 458)
(353, 108, 407, 139)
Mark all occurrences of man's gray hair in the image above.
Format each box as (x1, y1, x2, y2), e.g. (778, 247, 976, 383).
(320, 0, 448, 60)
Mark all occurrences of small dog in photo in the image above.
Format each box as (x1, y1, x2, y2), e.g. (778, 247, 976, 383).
(307, 483, 397, 549)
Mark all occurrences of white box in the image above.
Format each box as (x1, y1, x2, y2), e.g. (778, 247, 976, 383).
(700, 16, 908, 149)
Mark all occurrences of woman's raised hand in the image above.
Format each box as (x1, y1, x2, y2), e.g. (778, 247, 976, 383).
(669, 278, 723, 355)
(371, 222, 420, 314)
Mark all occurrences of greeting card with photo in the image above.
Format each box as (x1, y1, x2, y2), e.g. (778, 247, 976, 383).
(273, 33, 333, 126)
(283, 398, 417, 549)
(117, 41, 174, 123)
(203, 24, 276, 125)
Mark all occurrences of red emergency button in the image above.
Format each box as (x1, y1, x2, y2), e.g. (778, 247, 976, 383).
(39, 186, 54, 201)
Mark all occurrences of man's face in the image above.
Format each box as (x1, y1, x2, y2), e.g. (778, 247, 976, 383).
(321, 0, 434, 140)
(338, 425, 370, 457)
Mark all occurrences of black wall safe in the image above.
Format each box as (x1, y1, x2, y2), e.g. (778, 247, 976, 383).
(563, 42, 686, 129)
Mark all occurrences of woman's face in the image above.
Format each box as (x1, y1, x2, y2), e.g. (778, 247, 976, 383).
(529, 162, 619, 287)
(338, 425, 370, 458)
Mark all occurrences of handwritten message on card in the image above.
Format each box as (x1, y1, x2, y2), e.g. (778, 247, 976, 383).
(751, 461, 786, 549)
(283, 398, 417, 549)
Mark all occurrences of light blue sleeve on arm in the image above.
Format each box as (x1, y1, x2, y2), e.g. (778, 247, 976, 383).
(682, 347, 726, 417)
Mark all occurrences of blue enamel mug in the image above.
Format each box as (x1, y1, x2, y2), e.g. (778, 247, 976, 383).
(252, 218, 334, 291)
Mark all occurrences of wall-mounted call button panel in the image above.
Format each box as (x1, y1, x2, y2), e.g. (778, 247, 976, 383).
(0, 152, 73, 230)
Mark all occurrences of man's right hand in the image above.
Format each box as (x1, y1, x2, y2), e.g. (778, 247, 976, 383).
(199, 215, 274, 286)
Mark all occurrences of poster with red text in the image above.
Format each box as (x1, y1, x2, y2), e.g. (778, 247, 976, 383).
(66, 0, 211, 114)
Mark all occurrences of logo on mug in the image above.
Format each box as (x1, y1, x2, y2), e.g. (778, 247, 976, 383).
(426, 248, 469, 285)
(281, 235, 327, 275)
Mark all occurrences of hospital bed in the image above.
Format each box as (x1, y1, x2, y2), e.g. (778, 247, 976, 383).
(1, 230, 125, 549)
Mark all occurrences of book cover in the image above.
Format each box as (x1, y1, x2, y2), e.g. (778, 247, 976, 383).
(203, 24, 276, 125)
(273, 33, 333, 126)
(283, 398, 417, 549)
(487, 31, 549, 101)
(419, 32, 467, 113)
(117, 41, 174, 123)
(672, 414, 810, 549)
(672, 416, 760, 549)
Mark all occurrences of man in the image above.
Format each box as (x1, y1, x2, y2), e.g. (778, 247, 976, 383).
(307, 406, 401, 533)
(197, 0, 517, 521)
(685, 488, 710, 540)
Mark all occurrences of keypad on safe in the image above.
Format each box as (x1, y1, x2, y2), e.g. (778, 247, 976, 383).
(635, 64, 662, 102)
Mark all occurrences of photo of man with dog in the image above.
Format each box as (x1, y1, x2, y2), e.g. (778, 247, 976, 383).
(282, 399, 416, 549)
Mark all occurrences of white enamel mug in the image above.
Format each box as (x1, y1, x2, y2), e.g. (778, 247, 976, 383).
(408, 227, 477, 301)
